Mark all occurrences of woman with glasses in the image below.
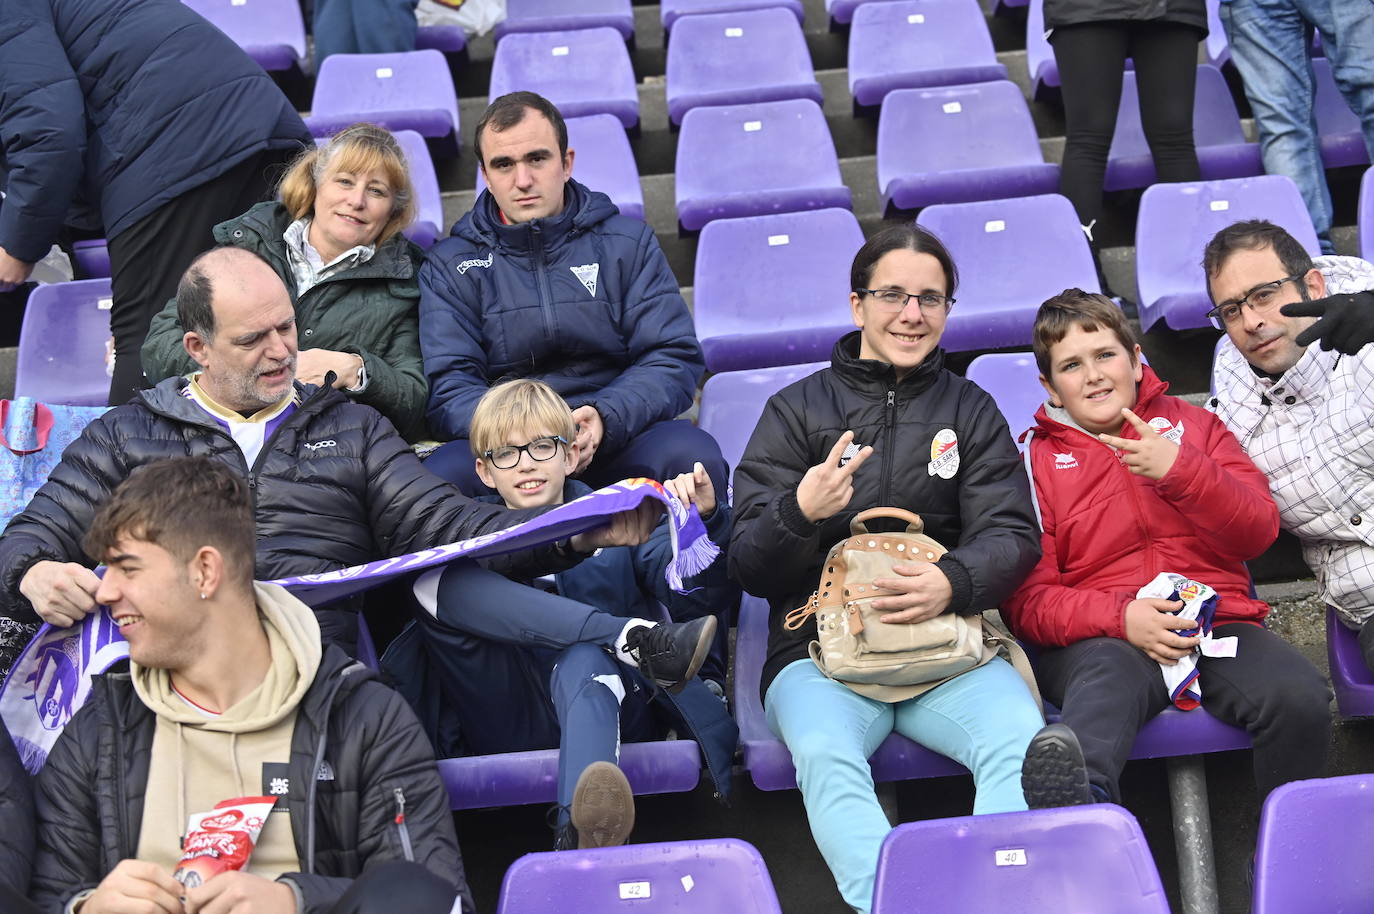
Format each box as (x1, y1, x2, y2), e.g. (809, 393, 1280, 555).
(729, 224, 1045, 913)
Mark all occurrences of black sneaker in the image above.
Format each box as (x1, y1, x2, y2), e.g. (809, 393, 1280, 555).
(570, 761, 635, 849)
(1021, 723, 1096, 809)
(623, 617, 717, 694)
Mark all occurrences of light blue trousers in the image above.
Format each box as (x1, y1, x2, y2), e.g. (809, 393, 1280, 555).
(765, 657, 1044, 913)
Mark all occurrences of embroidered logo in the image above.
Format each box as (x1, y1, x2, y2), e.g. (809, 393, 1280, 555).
(1053, 452, 1079, 470)
(571, 263, 600, 296)
(928, 429, 960, 479)
(456, 253, 493, 275)
(303, 440, 337, 452)
(838, 441, 863, 468)
(1148, 416, 1185, 444)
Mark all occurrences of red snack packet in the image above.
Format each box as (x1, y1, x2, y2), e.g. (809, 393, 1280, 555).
(173, 796, 278, 888)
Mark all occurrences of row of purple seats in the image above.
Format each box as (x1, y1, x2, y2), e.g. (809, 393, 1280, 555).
(663, 0, 804, 35)
(495, 0, 635, 43)
(490, 28, 639, 129)
(306, 49, 462, 153)
(849, 0, 1006, 108)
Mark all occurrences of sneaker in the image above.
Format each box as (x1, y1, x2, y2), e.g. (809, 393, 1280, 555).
(570, 761, 635, 849)
(623, 616, 717, 694)
(1021, 723, 1096, 809)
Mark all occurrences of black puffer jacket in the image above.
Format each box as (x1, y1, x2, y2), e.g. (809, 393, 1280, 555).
(0, 376, 564, 628)
(0, 727, 34, 898)
(1043, 0, 1206, 33)
(29, 647, 471, 914)
(730, 333, 1042, 695)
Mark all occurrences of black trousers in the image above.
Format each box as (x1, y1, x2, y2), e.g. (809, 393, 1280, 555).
(1050, 21, 1204, 238)
(1037, 624, 1331, 803)
(104, 148, 294, 406)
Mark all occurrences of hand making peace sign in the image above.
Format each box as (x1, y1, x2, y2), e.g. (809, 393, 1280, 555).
(796, 430, 875, 523)
(1098, 408, 1179, 481)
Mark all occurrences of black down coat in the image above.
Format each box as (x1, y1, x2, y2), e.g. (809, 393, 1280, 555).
(0, 727, 34, 898)
(1043, 0, 1206, 33)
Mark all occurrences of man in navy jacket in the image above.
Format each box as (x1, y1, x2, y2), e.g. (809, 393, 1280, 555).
(418, 91, 727, 496)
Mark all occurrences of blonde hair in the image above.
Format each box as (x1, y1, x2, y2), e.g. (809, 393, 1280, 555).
(470, 379, 577, 458)
(278, 123, 416, 246)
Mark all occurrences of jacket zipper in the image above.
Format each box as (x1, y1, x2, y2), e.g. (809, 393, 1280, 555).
(531, 223, 556, 340)
(880, 388, 897, 506)
(392, 787, 415, 861)
(110, 680, 132, 862)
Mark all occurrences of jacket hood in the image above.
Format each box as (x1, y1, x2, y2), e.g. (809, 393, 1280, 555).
(829, 329, 946, 396)
(452, 178, 620, 252)
(215, 200, 420, 283)
(132, 582, 323, 732)
(1033, 363, 1170, 438)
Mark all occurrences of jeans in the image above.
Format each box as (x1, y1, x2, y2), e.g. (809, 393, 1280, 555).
(1221, 0, 1374, 252)
(765, 657, 1043, 913)
(312, 0, 419, 65)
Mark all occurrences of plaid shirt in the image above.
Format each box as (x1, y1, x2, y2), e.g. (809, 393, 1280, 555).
(1210, 256, 1374, 626)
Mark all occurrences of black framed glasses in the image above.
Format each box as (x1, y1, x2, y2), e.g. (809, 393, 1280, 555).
(856, 288, 955, 313)
(483, 435, 568, 469)
(1205, 274, 1305, 330)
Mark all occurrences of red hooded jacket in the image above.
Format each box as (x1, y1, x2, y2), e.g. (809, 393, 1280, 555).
(1002, 366, 1279, 648)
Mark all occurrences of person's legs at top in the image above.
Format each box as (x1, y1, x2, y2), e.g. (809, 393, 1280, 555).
(765, 659, 896, 914)
(1221, 0, 1334, 251)
(1128, 22, 1203, 183)
(312, 0, 419, 65)
(326, 859, 467, 914)
(1294, 0, 1374, 163)
(580, 419, 730, 502)
(892, 656, 1043, 814)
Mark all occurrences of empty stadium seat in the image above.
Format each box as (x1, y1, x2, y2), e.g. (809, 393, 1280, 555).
(15, 279, 113, 407)
(306, 50, 461, 154)
(1203, 0, 1230, 69)
(1025, 0, 1068, 100)
(1315, 58, 1372, 168)
(476, 113, 645, 221)
(699, 363, 827, 476)
(693, 209, 864, 372)
(415, 25, 468, 56)
(662, 0, 804, 34)
(1135, 175, 1319, 330)
(1326, 607, 1374, 718)
(1253, 774, 1374, 914)
(488, 28, 639, 129)
(393, 130, 445, 249)
(1106, 65, 1262, 191)
(917, 193, 1100, 352)
(872, 806, 1171, 914)
(676, 99, 851, 232)
(877, 81, 1060, 214)
(849, 0, 1007, 108)
(825, 0, 880, 25)
(1362, 167, 1374, 262)
(494, 0, 635, 42)
(665, 8, 821, 126)
(182, 0, 306, 72)
(71, 240, 110, 280)
(497, 839, 784, 913)
(965, 352, 1046, 440)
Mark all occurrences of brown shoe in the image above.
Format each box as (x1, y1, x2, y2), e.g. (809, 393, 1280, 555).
(570, 761, 635, 848)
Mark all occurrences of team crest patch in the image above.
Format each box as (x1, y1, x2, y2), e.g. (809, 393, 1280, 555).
(1054, 452, 1079, 470)
(1148, 416, 1185, 444)
(571, 263, 600, 296)
(928, 428, 960, 478)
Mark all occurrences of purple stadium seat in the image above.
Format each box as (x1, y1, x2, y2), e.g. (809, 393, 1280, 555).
(965, 352, 1046, 441)
(676, 99, 851, 232)
(693, 209, 864, 372)
(1362, 167, 1374, 262)
(393, 130, 444, 249)
(917, 194, 1100, 352)
(1106, 65, 1262, 191)
(15, 279, 113, 407)
(698, 363, 827, 476)
(415, 25, 467, 55)
(872, 806, 1170, 914)
(877, 82, 1060, 213)
(182, 0, 306, 72)
(476, 114, 644, 221)
(1136, 175, 1319, 330)
(849, 0, 1007, 108)
(1253, 774, 1374, 914)
(488, 28, 639, 129)
(495, 0, 635, 42)
(71, 240, 110, 280)
(1315, 58, 1372, 168)
(665, 9, 821, 126)
(663, 0, 804, 34)
(1204, 0, 1230, 69)
(437, 740, 703, 811)
(497, 839, 784, 914)
(1327, 607, 1374, 717)
(825, 0, 878, 25)
(305, 50, 461, 154)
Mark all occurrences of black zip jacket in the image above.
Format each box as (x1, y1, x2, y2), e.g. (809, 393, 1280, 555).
(0, 727, 34, 898)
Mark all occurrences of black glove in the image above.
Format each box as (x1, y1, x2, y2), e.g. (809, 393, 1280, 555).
(1282, 290, 1374, 355)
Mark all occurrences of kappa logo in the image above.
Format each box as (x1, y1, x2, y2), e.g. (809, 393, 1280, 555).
(456, 253, 493, 275)
(1053, 452, 1079, 470)
(1148, 416, 1185, 444)
(303, 439, 337, 452)
(571, 263, 600, 296)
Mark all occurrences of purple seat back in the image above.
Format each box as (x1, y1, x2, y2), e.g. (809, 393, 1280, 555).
(849, 0, 1007, 107)
(393, 129, 445, 248)
(1326, 607, 1374, 717)
(965, 353, 1046, 443)
(694, 209, 863, 372)
(666, 8, 821, 125)
(497, 839, 783, 913)
(698, 363, 828, 475)
(15, 280, 113, 407)
(877, 82, 1060, 212)
(477, 114, 644, 221)
(1106, 65, 1261, 191)
(918, 194, 1099, 352)
(415, 25, 467, 54)
(1136, 175, 1319, 330)
(872, 806, 1171, 913)
(306, 50, 460, 148)
(1314, 58, 1371, 168)
(675, 98, 850, 231)
(1204, 0, 1230, 68)
(495, 0, 634, 41)
(663, 0, 804, 32)
(1362, 167, 1374, 263)
(489, 28, 639, 129)
(182, 0, 305, 71)
(1253, 774, 1374, 914)
(71, 239, 111, 280)
(826, 0, 879, 23)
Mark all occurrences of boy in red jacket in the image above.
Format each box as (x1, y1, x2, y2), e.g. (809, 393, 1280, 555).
(1006, 289, 1330, 807)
